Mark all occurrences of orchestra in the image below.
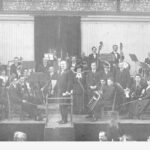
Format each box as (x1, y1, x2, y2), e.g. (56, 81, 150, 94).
(1, 42, 150, 123)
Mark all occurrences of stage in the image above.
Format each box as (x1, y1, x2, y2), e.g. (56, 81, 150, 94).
(0, 114, 150, 141)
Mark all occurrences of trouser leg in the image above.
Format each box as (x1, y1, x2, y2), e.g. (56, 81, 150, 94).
(61, 105, 68, 122)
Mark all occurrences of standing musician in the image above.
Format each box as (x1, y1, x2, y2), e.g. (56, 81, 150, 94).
(111, 45, 121, 66)
(86, 62, 100, 119)
(88, 47, 99, 68)
(54, 61, 72, 124)
(10, 57, 20, 77)
(144, 52, 150, 77)
(72, 63, 85, 114)
(145, 52, 150, 65)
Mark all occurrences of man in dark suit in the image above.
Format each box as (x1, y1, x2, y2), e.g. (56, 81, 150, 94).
(100, 62, 114, 83)
(10, 57, 19, 77)
(54, 61, 72, 124)
(88, 47, 98, 67)
(111, 45, 120, 65)
(38, 58, 49, 73)
(86, 62, 100, 118)
(115, 62, 131, 89)
(128, 74, 147, 118)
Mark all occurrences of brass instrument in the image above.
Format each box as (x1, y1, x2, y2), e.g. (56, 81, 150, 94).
(87, 87, 103, 111)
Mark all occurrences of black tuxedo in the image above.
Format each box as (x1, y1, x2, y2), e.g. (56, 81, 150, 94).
(55, 70, 71, 122)
(115, 69, 131, 89)
(88, 53, 98, 67)
(111, 51, 120, 65)
(100, 70, 114, 83)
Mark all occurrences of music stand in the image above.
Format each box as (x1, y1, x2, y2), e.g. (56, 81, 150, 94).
(129, 54, 139, 74)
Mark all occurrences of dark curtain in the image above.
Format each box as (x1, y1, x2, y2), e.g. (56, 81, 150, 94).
(34, 16, 81, 71)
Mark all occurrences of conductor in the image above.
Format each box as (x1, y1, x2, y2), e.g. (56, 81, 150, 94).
(54, 61, 72, 124)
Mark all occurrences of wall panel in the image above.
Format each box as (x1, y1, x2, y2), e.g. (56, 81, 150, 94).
(0, 16, 34, 64)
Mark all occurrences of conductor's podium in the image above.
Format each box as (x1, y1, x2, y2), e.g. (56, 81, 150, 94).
(44, 96, 75, 141)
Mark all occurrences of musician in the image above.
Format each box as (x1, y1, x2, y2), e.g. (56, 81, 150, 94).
(145, 52, 150, 65)
(102, 77, 125, 113)
(38, 57, 49, 73)
(42, 66, 58, 97)
(18, 76, 43, 120)
(0, 69, 8, 87)
(72, 64, 85, 114)
(91, 78, 108, 121)
(86, 62, 100, 118)
(128, 77, 150, 119)
(128, 74, 147, 118)
(81, 52, 89, 71)
(68, 56, 77, 70)
(115, 62, 131, 89)
(144, 52, 150, 77)
(111, 45, 120, 65)
(100, 62, 114, 83)
(88, 47, 98, 67)
(10, 57, 19, 77)
(54, 61, 72, 124)
(0, 69, 9, 119)
(8, 78, 22, 115)
(129, 74, 147, 101)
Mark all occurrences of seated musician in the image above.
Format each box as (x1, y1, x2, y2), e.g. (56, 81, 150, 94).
(102, 78, 125, 114)
(100, 61, 114, 83)
(129, 74, 147, 101)
(86, 62, 100, 118)
(18, 76, 42, 120)
(88, 77, 125, 121)
(128, 74, 147, 118)
(115, 62, 131, 90)
(38, 57, 49, 73)
(128, 77, 150, 119)
(90, 78, 108, 121)
(41, 66, 58, 97)
(0, 69, 9, 119)
(68, 56, 77, 70)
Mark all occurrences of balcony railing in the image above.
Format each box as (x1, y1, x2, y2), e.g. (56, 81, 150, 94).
(1, 0, 150, 14)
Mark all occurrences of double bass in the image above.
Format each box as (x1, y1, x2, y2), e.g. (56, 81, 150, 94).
(96, 41, 103, 70)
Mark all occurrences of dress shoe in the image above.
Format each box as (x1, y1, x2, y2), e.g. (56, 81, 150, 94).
(58, 120, 68, 124)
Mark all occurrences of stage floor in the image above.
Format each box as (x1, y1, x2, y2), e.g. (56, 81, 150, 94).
(1, 115, 150, 125)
